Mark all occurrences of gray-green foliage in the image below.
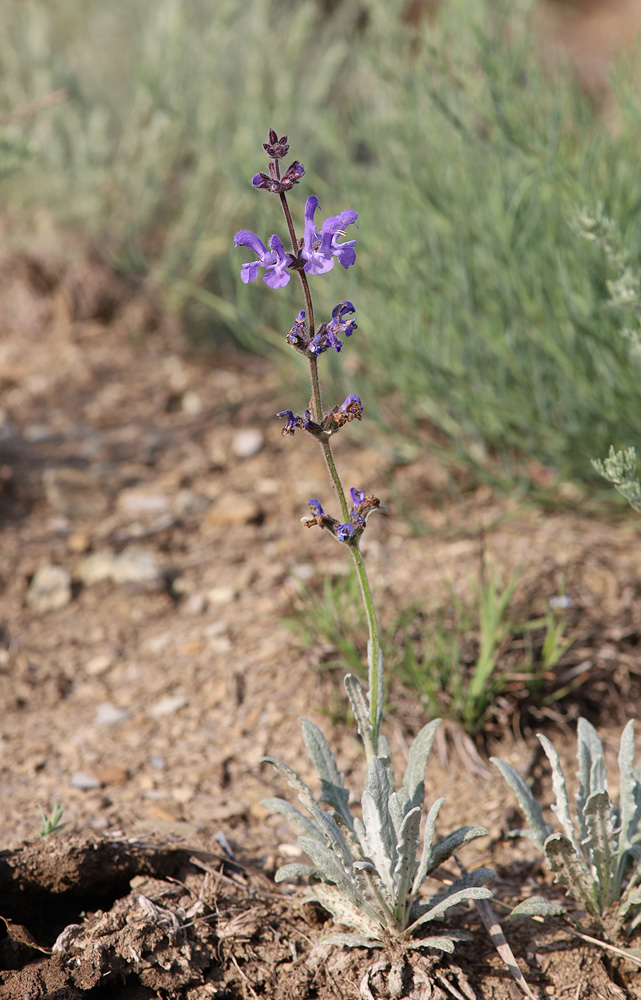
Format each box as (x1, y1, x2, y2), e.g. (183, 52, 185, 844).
(592, 446, 641, 515)
(4, 1, 641, 476)
(492, 719, 641, 940)
(264, 676, 492, 949)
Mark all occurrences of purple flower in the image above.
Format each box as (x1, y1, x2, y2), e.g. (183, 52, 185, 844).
(286, 310, 307, 347)
(277, 409, 301, 434)
(350, 488, 366, 507)
(302, 197, 358, 276)
(252, 159, 305, 193)
(307, 499, 324, 517)
(341, 395, 363, 420)
(336, 523, 355, 542)
(263, 129, 289, 159)
(234, 231, 292, 288)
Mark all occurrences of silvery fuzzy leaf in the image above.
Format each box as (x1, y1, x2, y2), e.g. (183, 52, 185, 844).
(261, 797, 324, 841)
(394, 805, 421, 912)
(262, 756, 317, 812)
(617, 884, 641, 921)
(490, 757, 553, 849)
(352, 862, 394, 922)
(300, 718, 353, 830)
(544, 833, 598, 916)
(402, 719, 442, 812)
(583, 790, 616, 910)
(321, 933, 383, 949)
(275, 863, 324, 883)
(377, 733, 396, 790)
(388, 791, 406, 843)
(427, 867, 495, 911)
(362, 758, 396, 895)
(404, 930, 471, 951)
(617, 721, 640, 856)
(411, 796, 446, 898)
(404, 886, 492, 936)
(354, 815, 368, 855)
(308, 804, 356, 873)
(507, 896, 566, 920)
(344, 674, 375, 761)
(367, 640, 384, 743)
(426, 825, 488, 877)
(538, 734, 582, 855)
(298, 835, 359, 902)
(307, 880, 383, 938)
(576, 719, 607, 843)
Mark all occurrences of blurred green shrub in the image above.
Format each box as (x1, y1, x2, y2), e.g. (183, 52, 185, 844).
(3, 0, 641, 478)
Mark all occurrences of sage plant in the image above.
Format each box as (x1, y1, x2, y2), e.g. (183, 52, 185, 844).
(234, 130, 492, 949)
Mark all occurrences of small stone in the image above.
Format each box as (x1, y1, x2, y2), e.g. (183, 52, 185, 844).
(183, 592, 206, 615)
(171, 785, 195, 804)
(148, 695, 188, 719)
(232, 428, 264, 459)
(70, 771, 102, 790)
(206, 586, 235, 606)
(202, 621, 228, 638)
(173, 488, 207, 515)
(150, 755, 166, 770)
(67, 532, 90, 553)
(27, 566, 72, 613)
(111, 547, 161, 585)
(117, 488, 170, 517)
(94, 766, 128, 786)
(181, 390, 202, 414)
(43, 467, 108, 518)
(144, 631, 173, 655)
(85, 654, 113, 676)
(95, 702, 129, 726)
(77, 551, 116, 586)
(206, 493, 262, 526)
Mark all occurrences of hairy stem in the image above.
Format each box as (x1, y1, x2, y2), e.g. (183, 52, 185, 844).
(276, 167, 383, 747)
(350, 543, 383, 749)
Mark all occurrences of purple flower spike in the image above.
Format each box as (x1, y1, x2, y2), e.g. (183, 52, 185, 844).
(336, 523, 355, 542)
(307, 499, 324, 517)
(350, 488, 366, 506)
(302, 197, 358, 276)
(263, 129, 289, 159)
(234, 230, 292, 288)
(341, 394, 363, 420)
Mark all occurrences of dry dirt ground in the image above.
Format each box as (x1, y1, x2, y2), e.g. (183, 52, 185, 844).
(1, 254, 641, 998)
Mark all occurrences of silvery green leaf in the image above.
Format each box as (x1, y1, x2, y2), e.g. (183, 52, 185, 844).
(490, 757, 553, 849)
(404, 887, 492, 935)
(539, 734, 582, 854)
(377, 733, 395, 790)
(275, 863, 323, 883)
(298, 835, 358, 901)
(428, 867, 495, 910)
(617, 884, 641, 921)
(262, 756, 317, 812)
(428, 825, 488, 875)
(507, 896, 566, 920)
(321, 933, 382, 949)
(362, 757, 396, 894)
(576, 719, 607, 843)
(300, 718, 353, 830)
(261, 797, 323, 841)
(394, 806, 421, 907)
(352, 862, 394, 922)
(307, 881, 383, 938)
(354, 815, 368, 854)
(402, 719, 442, 812)
(367, 640, 384, 742)
(544, 833, 598, 916)
(583, 790, 616, 911)
(404, 935, 457, 953)
(617, 721, 639, 858)
(344, 674, 375, 761)
(308, 805, 355, 873)
(388, 791, 406, 842)
(411, 796, 446, 898)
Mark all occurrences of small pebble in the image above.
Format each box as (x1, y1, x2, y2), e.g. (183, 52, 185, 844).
(67, 532, 90, 554)
(183, 592, 206, 615)
(182, 390, 202, 414)
(85, 654, 113, 676)
(205, 493, 262, 526)
(148, 695, 188, 719)
(70, 771, 102, 790)
(43, 467, 108, 518)
(111, 547, 161, 585)
(202, 621, 228, 638)
(77, 551, 115, 586)
(150, 755, 166, 770)
(95, 702, 129, 726)
(232, 428, 264, 459)
(27, 566, 72, 613)
(206, 586, 235, 605)
(144, 631, 173, 655)
(117, 488, 170, 516)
